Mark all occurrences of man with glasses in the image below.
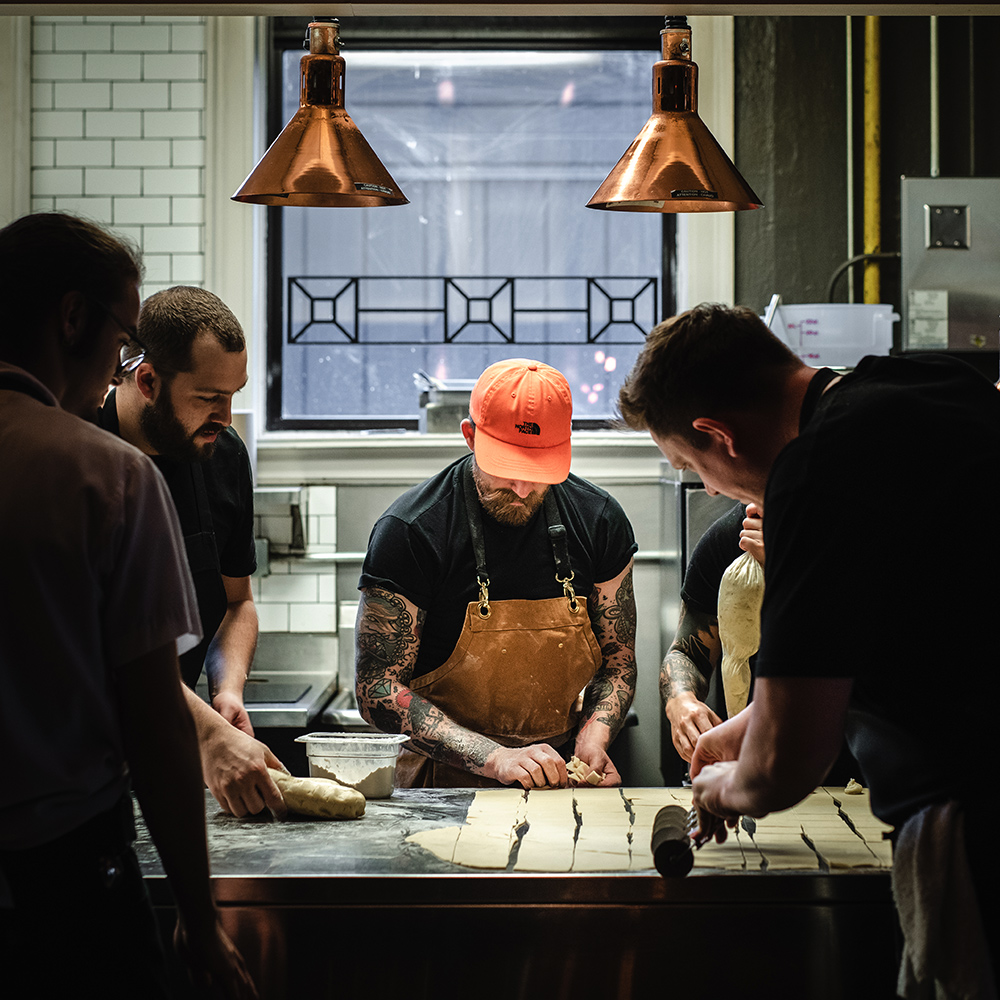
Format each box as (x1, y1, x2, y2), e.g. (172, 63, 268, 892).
(0, 213, 257, 997)
(98, 286, 284, 818)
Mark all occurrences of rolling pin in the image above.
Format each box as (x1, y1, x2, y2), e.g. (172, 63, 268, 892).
(650, 805, 694, 877)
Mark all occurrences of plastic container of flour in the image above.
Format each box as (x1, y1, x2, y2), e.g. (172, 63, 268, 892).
(294, 732, 410, 799)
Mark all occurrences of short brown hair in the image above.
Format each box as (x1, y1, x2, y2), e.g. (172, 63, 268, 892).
(134, 285, 244, 377)
(618, 303, 802, 447)
(0, 213, 142, 359)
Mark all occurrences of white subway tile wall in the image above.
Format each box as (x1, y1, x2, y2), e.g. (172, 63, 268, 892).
(251, 487, 341, 634)
(259, 572, 320, 604)
(303, 485, 338, 556)
(251, 558, 339, 636)
(31, 15, 206, 296)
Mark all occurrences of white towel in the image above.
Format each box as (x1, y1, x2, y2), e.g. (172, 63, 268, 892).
(893, 801, 996, 1000)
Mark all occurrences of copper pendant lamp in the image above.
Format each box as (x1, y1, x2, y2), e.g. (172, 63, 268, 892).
(587, 17, 761, 213)
(232, 18, 408, 207)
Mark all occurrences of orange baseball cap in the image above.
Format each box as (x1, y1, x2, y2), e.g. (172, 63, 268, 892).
(469, 359, 573, 484)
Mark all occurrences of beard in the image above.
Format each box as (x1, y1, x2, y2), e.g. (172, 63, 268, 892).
(139, 383, 223, 462)
(473, 462, 547, 526)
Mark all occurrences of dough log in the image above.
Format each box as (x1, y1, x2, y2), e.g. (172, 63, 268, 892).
(267, 768, 366, 819)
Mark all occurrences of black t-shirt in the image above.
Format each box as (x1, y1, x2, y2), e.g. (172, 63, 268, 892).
(359, 454, 637, 678)
(98, 390, 256, 683)
(147, 437, 257, 577)
(679, 502, 751, 720)
(681, 502, 746, 616)
(756, 355, 1000, 824)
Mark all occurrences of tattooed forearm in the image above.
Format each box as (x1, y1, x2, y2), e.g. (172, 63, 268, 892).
(354, 587, 502, 773)
(390, 690, 501, 773)
(414, 711, 498, 770)
(355, 586, 423, 731)
(355, 587, 423, 685)
(588, 567, 636, 649)
(581, 676, 615, 716)
(660, 601, 720, 703)
(580, 663, 637, 744)
(660, 652, 710, 702)
(581, 565, 637, 744)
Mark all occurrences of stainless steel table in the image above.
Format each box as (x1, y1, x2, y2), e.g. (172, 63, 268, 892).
(136, 789, 897, 999)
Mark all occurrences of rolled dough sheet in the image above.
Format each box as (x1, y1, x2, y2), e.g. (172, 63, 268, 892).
(405, 786, 892, 873)
(453, 788, 529, 869)
(557, 789, 632, 872)
(406, 787, 526, 869)
(513, 789, 578, 872)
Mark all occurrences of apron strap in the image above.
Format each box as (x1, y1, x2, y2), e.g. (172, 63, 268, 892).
(462, 461, 492, 619)
(544, 490, 580, 614)
(463, 460, 581, 618)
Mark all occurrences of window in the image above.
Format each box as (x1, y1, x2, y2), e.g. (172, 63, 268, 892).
(266, 18, 671, 430)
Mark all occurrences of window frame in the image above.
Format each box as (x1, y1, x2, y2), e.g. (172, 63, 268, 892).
(264, 16, 676, 432)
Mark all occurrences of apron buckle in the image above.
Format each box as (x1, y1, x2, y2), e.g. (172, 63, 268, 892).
(478, 574, 491, 619)
(556, 571, 581, 614)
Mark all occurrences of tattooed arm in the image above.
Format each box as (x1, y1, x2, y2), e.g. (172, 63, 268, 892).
(354, 587, 568, 788)
(662, 600, 724, 762)
(573, 560, 637, 787)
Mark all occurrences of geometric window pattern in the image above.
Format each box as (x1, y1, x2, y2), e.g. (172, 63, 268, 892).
(287, 276, 658, 346)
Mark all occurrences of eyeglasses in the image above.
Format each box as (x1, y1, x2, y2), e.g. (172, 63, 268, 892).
(89, 298, 146, 382)
(114, 344, 146, 381)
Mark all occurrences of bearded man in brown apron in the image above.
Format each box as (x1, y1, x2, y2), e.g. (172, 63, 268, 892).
(356, 359, 637, 788)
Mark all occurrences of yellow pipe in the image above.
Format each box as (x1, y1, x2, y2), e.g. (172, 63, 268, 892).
(864, 16, 881, 303)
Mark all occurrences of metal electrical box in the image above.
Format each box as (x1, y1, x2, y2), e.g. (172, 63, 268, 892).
(901, 177, 1000, 354)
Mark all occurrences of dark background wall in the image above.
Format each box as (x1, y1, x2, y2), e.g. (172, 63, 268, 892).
(733, 17, 849, 312)
(733, 14, 1000, 376)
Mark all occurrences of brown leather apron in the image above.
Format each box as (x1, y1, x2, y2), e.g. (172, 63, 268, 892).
(395, 468, 602, 788)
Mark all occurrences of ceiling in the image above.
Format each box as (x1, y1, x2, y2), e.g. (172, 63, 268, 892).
(6, 3, 1000, 16)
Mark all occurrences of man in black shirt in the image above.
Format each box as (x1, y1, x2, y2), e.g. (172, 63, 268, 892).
(664, 501, 859, 783)
(99, 285, 284, 817)
(619, 302, 998, 994)
(662, 501, 758, 762)
(357, 359, 637, 789)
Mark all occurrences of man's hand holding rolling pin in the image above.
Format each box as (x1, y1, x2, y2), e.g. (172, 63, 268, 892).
(688, 706, 753, 845)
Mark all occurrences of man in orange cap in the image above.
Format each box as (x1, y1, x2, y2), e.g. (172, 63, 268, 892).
(356, 359, 637, 789)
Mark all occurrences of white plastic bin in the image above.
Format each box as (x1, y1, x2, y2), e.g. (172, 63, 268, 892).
(765, 303, 899, 368)
(294, 731, 410, 799)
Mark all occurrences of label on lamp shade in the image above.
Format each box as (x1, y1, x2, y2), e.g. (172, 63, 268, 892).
(355, 182, 395, 195)
(607, 200, 665, 209)
(672, 189, 718, 199)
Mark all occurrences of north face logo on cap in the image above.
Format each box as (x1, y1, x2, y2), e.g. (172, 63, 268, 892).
(515, 421, 541, 436)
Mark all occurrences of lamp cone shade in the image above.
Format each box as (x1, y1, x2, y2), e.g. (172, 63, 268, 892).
(232, 20, 407, 207)
(588, 18, 761, 213)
